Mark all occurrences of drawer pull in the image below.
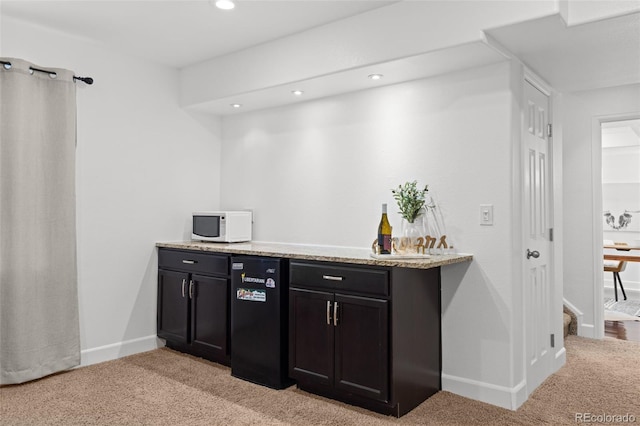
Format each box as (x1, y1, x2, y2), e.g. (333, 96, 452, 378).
(326, 301, 331, 325)
(322, 275, 343, 281)
(182, 260, 197, 265)
(181, 279, 187, 298)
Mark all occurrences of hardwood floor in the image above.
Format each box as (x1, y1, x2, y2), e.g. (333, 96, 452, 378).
(604, 320, 640, 342)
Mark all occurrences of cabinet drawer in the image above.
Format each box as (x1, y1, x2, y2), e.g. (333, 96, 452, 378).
(290, 261, 388, 297)
(158, 249, 229, 276)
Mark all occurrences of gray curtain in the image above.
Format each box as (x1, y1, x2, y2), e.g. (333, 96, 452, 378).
(0, 58, 80, 384)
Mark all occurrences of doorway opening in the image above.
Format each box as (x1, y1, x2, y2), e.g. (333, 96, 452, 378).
(601, 119, 640, 341)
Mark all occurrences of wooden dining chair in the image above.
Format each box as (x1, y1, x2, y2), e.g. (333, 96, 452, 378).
(604, 240, 628, 301)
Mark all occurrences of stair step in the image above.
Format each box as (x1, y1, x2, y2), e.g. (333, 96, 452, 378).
(563, 312, 571, 337)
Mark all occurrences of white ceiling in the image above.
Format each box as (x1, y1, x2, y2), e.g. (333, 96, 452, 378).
(188, 41, 507, 115)
(486, 12, 640, 92)
(1, 0, 397, 68)
(2, 1, 639, 114)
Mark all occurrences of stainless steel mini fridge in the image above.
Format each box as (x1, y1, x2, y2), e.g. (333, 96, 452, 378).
(230, 256, 293, 389)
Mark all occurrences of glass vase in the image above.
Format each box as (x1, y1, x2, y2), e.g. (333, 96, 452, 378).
(395, 216, 425, 255)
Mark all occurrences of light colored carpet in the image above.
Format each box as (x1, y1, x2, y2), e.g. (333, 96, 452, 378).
(1, 336, 639, 425)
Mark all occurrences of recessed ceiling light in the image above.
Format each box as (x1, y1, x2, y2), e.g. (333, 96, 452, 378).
(292, 90, 304, 96)
(214, 0, 235, 10)
(231, 103, 242, 108)
(368, 74, 384, 80)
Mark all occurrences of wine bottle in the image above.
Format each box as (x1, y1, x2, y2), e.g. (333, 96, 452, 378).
(377, 203, 392, 254)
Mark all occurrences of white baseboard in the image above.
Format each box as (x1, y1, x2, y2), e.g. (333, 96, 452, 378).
(443, 343, 568, 410)
(442, 373, 527, 410)
(579, 323, 596, 338)
(80, 335, 164, 367)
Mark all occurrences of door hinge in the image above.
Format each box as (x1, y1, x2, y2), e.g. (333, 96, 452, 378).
(550, 334, 555, 348)
(547, 123, 553, 138)
(549, 228, 554, 242)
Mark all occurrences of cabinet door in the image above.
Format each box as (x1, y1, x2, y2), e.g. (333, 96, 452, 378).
(158, 269, 190, 343)
(289, 288, 334, 386)
(334, 293, 389, 402)
(190, 274, 229, 357)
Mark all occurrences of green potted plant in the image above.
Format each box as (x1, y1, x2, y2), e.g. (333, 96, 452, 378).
(391, 181, 429, 254)
(392, 181, 429, 223)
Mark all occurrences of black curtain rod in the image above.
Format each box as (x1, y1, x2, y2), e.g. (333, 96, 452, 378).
(1, 60, 93, 85)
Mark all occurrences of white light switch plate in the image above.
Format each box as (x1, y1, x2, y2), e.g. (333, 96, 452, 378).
(480, 204, 493, 226)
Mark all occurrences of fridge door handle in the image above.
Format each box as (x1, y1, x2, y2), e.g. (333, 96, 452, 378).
(189, 280, 194, 299)
(181, 278, 186, 298)
(333, 302, 339, 326)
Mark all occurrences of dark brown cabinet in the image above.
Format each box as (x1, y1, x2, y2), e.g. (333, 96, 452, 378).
(156, 244, 448, 417)
(157, 269, 189, 343)
(289, 260, 441, 417)
(334, 293, 388, 402)
(157, 248, 230, 365)
(289, 288, 335, 386)
(289, 288, 389, 402)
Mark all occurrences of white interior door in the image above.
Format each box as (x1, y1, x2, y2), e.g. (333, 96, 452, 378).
(524, 80, 554, 393)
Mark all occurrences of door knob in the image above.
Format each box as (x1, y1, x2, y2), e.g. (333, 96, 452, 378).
(526, 249, 540, 259)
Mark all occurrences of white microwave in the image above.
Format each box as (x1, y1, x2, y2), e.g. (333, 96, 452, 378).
(192, 211, 252, 243)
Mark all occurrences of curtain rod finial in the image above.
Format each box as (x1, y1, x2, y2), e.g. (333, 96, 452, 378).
(74, 76, 93, 85)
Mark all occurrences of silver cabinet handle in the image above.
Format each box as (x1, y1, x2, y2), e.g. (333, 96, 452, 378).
(182, 260, 196, 264)
(322, 275, 343, 281)
(326, 300, 331, 325)
(189, 280, 194, 299)
(333, 302, 339, 326)
(181, 279, 186, 298)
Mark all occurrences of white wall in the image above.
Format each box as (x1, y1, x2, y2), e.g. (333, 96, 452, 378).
(221, 61, 527, 408)
(563, 83, 640, 336)
(1, 16, 222, 364)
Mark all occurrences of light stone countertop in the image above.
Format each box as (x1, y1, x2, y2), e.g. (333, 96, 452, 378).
(156, 241, 473, 270)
